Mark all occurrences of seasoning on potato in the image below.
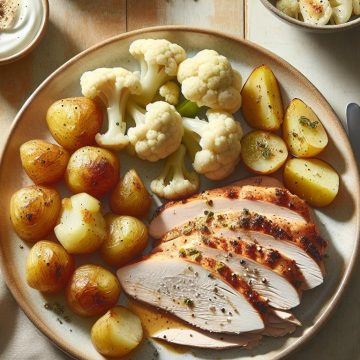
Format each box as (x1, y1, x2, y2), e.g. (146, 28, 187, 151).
(110, 169, 151, 218)
(101, 214, 149, 268)
(283, 98, 328, 158)
(20, 139, 70, 184)
(241, 65, 284, 131)
(283, 158, 339, 207)
(46, 97, 103, 151)
(66, 264, 121, 317)
(65, 146, 120, 198)
(10, 186, 61, 242)
(26, 240, 74, 294)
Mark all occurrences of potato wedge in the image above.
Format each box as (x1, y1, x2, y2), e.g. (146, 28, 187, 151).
(241, 130, 288, 174)
(241, 65, 284, 131)
(283, 98, 328, 157)
(283, 158, 339, 207)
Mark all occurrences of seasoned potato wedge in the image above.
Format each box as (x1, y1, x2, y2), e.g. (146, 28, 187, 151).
(101, 214, 149, 267)
(20, 139, 70, 184)
(241, 131, 288, 174)
(54, 193, 107, 254)
(91, 306, 143, 357)
(65, 146, 120, 198)
(46, 97, 103, 151)
(283, 98, 328, 157)
(110, 169, 151, 218)
(10, 186, 61, 242)
(241, 65, 284, 131)
(283, 158, 339, 207)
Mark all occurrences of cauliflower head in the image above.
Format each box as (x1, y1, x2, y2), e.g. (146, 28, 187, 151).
(127, 101, 184, 162)
(81, 67, 141, 150)
(159, 81, 180, 105)
(177, 49, 242, 113)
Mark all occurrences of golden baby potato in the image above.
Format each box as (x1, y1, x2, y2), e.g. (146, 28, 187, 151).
(283, 158, 339, 207)
(110, 169, 151, 218)
(91, 306, 143, 358)
(10, 186, 61, 242)
(101, 214, 149, 267)
(26, 240, 74, 294)
(283, 98, 328, 158)
(46, 97, 103, 151)
(20, 139, 70, 184)
(65, 146, 120, 198)
(241, 65, 284, 131)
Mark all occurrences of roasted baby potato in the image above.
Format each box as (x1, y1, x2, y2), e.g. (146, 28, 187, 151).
(20, 139, 70, 184)
(91, 306, 143, 358)
(101, 214, 149, 267)
(241, 130, 288, 174)
(283, 158, 339, 207)
(66, 264, 121, 317)
(26, 240, 74, 294)
(110, 169, 151, 218)
(46, 97, 103, 151)
(10, 186, 61, 242)
(283, 99, 328, 158)
(65, 146, 120, 198)
(54, 193, 107, 254)
(241, 65, 284, 131)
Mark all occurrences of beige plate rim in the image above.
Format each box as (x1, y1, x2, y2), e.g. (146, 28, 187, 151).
(0, 25, 359, 360)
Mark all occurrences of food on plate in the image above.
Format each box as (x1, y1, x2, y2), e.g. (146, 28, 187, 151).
(354, 0, 360, 15)
(80, 68, 141, 150)
(66, 264, 121, 317)
(26, 240, 74, 294)
(20, 140, 70, 184)
(110, 169, 151, 218)
(176, 99, 200, 118)
(241, 131, 288, 174)
(283, 98, 328, 158)
(10, 186, 61, 242)
(151, 144, 199, 200)
(330, 0, 353, 24)
(159, 81, 180, 105)
(127, 101, 184, 161)
(129, 39, 186, 106)
(101, 214, 149, 267)
(283, 158, 340, 207)
(276, 0, 300, 18)
(65, 146, 119, 197)
(177, 49, 242, 113)
(182, 110, 243, 180)
(241, 65, 284, 131)
(54, 193, 107, 254)
(46, 97, 103, 151)
(91, 306, 143, 357)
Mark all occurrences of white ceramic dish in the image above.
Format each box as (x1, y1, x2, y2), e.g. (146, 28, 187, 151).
(0, 26, 359, 360)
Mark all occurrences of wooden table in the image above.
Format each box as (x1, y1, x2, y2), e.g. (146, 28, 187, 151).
(0, 1, 359, 359)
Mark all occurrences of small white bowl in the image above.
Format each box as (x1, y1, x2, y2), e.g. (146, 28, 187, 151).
(0, 0, 49, 65)
(260, 0, 360, 33)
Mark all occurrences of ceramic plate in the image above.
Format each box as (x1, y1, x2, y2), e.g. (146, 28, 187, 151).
(0, 26, 359, 360)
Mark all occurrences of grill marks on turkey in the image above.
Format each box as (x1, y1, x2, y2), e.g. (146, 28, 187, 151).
(117, 176, 326, 349)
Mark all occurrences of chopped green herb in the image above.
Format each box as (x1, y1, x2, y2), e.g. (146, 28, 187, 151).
(299, 116, 319, 129)
(184, 298, 194, 307)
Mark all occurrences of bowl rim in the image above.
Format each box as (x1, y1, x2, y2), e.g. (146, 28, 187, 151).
(0, 25, 359, 360)
(259, 0, 360, 31)
(0, 0, 49, 65)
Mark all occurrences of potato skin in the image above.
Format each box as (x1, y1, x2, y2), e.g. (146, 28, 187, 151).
(46, 97, 103, 151)
(20, 139, 70, 184)
(65, 146, 120, 198)
(10, 186, 61, 242)
(241, 65, 284, 131)
(110, 169, 151, 218)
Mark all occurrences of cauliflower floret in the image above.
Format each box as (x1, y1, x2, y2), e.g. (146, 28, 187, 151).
(127, 101, 184, 162)
(182, 110, 243, 180)
(299, 0, 332, 25)
(151, 144, 199, 200)
(354, 0, 360, 15)
(159, 81, 180, 105)
(81, 67, 141, 150)
(129, 39, 186, 106)
(177, 49, 242, 113)
(276, 0, 300, 18)
(329, 0, 352, 24)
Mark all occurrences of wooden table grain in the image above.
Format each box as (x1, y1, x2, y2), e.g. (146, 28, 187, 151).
(0, 1, 359, 359)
